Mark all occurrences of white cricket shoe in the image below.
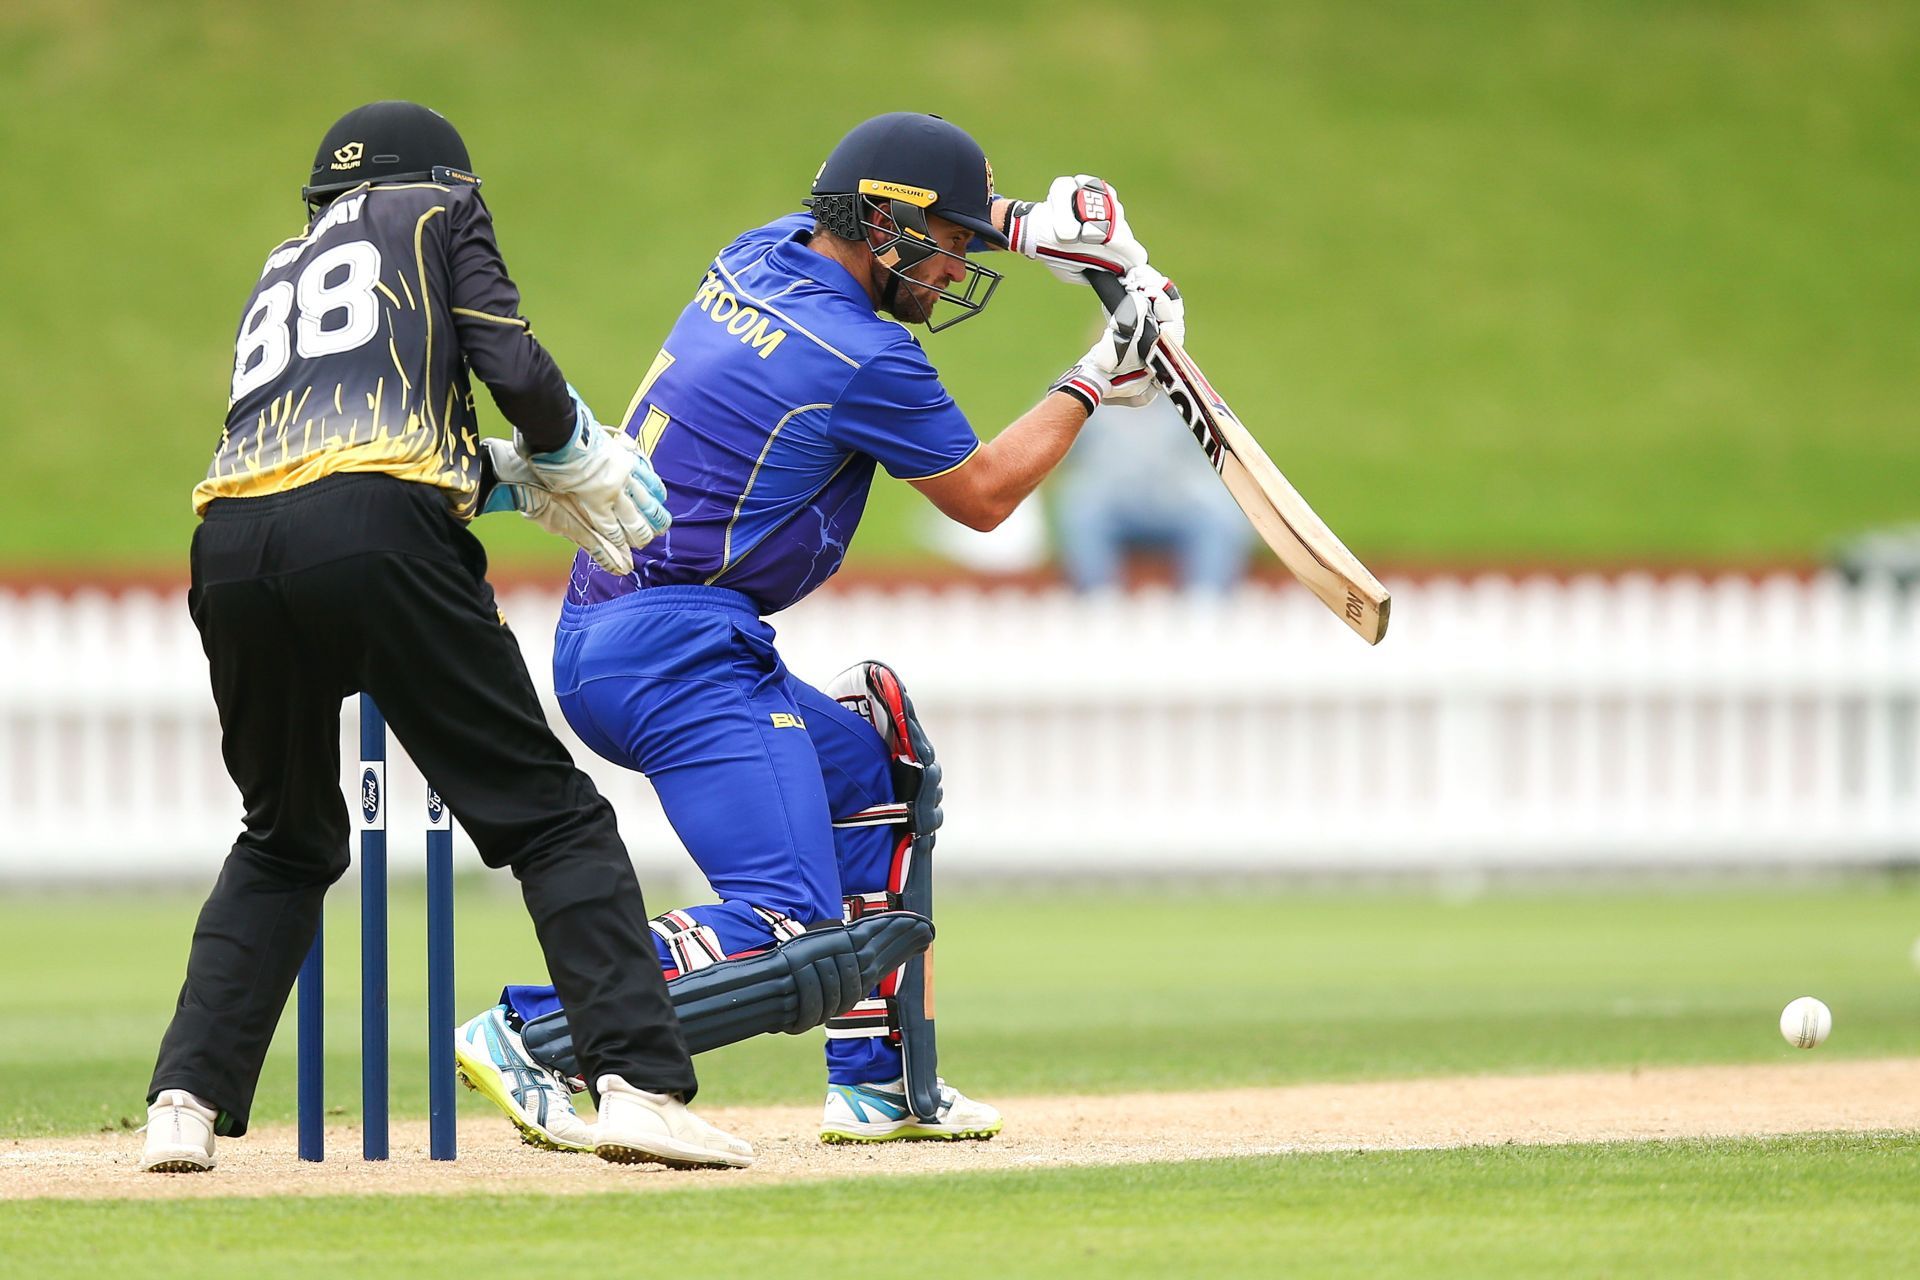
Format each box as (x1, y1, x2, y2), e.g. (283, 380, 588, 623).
(453, 1006, 593, 1153)
(820, 1077, 1001, 1143)
(592, 1075, 755, 1169)
(140, 1089, 217, 1172)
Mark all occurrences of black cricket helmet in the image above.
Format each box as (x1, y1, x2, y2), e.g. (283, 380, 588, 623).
(805, 112, 1004, 331)
(301, 101, 481, 209)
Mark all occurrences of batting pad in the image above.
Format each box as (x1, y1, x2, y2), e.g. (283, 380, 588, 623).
(521, 911, 934, 1074)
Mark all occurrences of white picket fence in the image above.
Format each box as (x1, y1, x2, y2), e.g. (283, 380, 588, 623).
(2, 573, 1916, 881)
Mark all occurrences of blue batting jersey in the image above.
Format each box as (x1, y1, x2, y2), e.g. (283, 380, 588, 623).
(566, 214, 980, 615)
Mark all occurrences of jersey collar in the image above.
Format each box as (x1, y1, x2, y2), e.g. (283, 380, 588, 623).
(771, 230, 876, 310)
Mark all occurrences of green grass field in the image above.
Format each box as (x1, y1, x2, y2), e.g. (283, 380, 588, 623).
(10, 881, 1920, 1138)
(4, 880, 1919, 1274)
(6, 2, 1919, 1270)
(4, 1, 1917, 571)
(8, 1138, 1920, 1278)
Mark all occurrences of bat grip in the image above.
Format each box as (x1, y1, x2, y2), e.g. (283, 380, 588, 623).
(1088, 269, 1127, 315)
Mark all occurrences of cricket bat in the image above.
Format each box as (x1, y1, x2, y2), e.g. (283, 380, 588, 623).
(1089, 272, 1390, 644)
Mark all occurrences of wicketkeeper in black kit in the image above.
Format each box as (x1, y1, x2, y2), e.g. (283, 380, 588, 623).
(138, 101, 760, 1172)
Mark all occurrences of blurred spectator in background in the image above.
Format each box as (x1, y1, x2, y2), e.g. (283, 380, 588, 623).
(1054, 394, 1253, 593)
(1833, 525, 1920, 591)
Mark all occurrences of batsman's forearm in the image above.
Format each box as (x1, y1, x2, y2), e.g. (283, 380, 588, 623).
(1006, 389, 1092, 479)
(968, 393, 1090, 524)
(912, 391, 1087, 531)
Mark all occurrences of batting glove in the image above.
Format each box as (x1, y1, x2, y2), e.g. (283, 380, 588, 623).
(1008, 175, 1151, 285)
(1099, 266, 1184, 407)
(1049, 282, 1160, 414)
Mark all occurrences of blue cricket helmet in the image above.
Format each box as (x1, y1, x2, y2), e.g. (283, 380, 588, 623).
(809, 112, 1008, 249)
(805, 113, 1006, 331)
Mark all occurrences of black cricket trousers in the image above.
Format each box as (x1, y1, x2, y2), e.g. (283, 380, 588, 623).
(148, 473, 696, 1134)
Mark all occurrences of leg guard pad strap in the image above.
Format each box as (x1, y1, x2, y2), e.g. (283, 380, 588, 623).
(521, 911, 934, 1075)
(827, 829, 941, 1121)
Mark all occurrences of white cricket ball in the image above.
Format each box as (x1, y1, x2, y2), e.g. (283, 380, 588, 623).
(1779, 996, 1832, 1049)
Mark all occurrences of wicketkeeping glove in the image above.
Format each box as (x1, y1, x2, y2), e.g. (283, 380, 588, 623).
(1048, 282, 1161, 414)
(520, 385, 670, 561)
(480, 433, 665, 575)
(481, 386, 671, 574)
(1008, 175, 1151, 285)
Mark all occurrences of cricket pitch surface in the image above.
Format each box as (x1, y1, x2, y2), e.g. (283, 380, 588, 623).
(7, 1057, 1917, 1201)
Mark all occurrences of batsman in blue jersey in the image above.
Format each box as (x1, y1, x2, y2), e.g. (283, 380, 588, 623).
(454, 112, 1185, 1148)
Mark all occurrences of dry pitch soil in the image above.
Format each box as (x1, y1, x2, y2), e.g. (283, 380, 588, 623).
(6, 1058, 1917, 1201)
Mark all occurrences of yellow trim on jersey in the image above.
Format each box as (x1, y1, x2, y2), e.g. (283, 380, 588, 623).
(899, 440, 981, 482)
(707, 402, 832, 582)
(282, 183, 450, 252)
(196, 185, 490, 522)
(271, 180, 455, 261)
(278, 184, 372, 249)
(191, 446, 482, 518)
(710, 255, 857, 368)
(708, 452, 854, 588)
(412, 205, 448, 428)
(450, 307, 529, 327)
(387, 332, 412, 394)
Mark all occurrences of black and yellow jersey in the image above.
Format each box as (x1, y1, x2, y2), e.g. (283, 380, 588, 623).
(196, 180, 573, 518)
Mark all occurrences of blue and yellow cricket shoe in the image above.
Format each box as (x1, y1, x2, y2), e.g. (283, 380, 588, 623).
(453, 1005, 593, 1153)
(820, 1078, 1001, 1143)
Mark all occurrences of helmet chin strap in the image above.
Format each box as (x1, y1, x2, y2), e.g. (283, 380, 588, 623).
(867, 201, 915, 312)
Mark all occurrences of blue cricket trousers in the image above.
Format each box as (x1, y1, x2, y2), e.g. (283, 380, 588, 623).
(503, 585, 902, 1085)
